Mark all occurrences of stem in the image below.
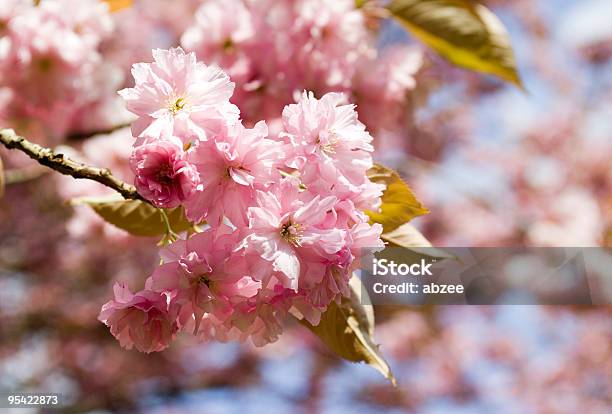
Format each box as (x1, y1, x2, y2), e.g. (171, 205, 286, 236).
(0, 128, 145, 202)
(158, 209, 179, 245)
(159, 209, 178, 237)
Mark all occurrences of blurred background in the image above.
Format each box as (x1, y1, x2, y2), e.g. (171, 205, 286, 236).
(0, 0, 610, 412)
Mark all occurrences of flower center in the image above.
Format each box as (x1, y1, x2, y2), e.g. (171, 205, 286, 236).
(197, 274, 211, 287)
(222, 38, 235, 53)
(320, 140, 337, 155)
(317, 132, 339, 155)
(36, 57, 53, 73)
(168, 97, 187, 114)
(156, 163, 175, 185)
(280, 221, 304, 247)
(223, 165, 250, 180)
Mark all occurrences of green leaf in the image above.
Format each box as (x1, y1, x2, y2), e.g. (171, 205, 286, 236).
(382, 222, 455, 261)
(71, 196, 193, 237)
(301, 277, 397, 386)
(387, 0, 522, 86)
(355, 0, 370, 8)
(366, 163, 429, 233)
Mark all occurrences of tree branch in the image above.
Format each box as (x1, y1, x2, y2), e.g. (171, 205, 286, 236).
(0, 128, 144, 202)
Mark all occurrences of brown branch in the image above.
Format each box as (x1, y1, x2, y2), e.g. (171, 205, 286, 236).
(0, 128, 144, 202)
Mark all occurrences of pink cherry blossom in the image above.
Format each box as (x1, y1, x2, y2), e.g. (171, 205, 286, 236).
(220, 300, 287, 347)
(184, 121, 278, 226)
(130, 138, 200, 208)
(280, 91, 383, 210)
(98, 282, 179, 353)
(0, 0, 118, 139)
(281, 92, 375, 182)
(147, 224, 261, 333)
(181, 0, 255, 85)
(349, 220, 385, 259)
(118, 47, 239, 141)
(244, 181, 347, 291)
(353, 45, 423, 150)
(297, 218, 384, 308)
(1, 1, 109, 101)
(293, 0, 370, 88)
(0, 1, 28, 35)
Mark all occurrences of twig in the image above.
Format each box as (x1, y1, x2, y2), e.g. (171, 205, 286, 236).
(0, 128, 145, 202)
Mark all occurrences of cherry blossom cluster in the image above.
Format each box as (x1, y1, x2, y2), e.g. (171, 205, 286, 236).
(0, 0, 423, 151)
(180, 0, 368, 121)
(98, 48, 385, 351)
(180, 0, 423, 141)
(0, 0, 125, 140)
